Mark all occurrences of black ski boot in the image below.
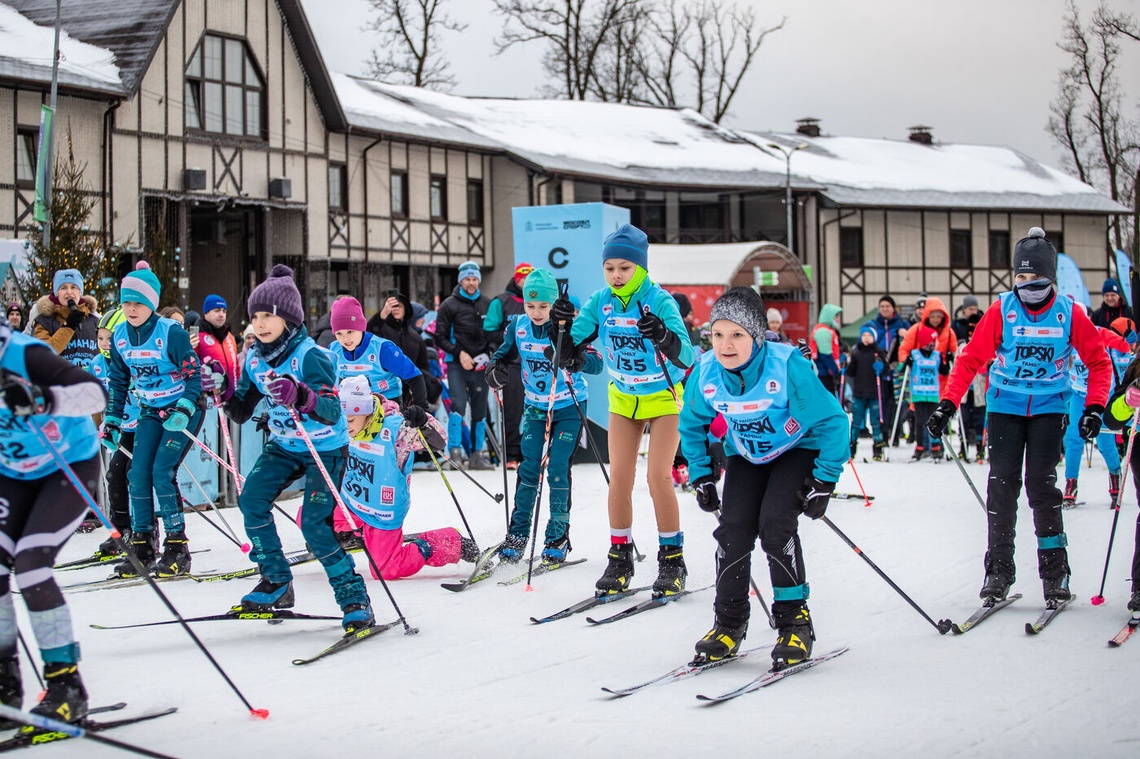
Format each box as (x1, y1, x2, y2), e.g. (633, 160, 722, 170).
(241, 578, 295, 611)
(335, 531, 363, 552)
(771, 606, 814, 669)
(652, 545, 687, 597)
(1128, 588, 1140, 613)
(96, 531, 126, 557)
(979, 573, 1012, 603)
(112, 532, 157, 578)
(595, 543, 634, 596)
(30, 663, 87, 724)
(496, 534, 528, 564)
(459, 536, 480, 563)
(152, 531, 191, 577)
(0, 656, 21, 729)
(1042, 574, 1072, 605)
(694, 620, 747, 662)
(872, 441, 885, 461)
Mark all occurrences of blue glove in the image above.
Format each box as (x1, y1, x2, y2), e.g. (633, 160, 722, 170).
(1126, 330, 1138, 346)
(162, 398, 197, 432)
(873, 360, 884, 375)
(101, 415, 122, 448)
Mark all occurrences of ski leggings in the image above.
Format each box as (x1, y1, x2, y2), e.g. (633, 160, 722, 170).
(1063, 393, 1120, 480)
(712, 448, 817, 629)
(128, 408, 204, 535)
(849, 397, 882, 445)
(912, 401, 937, 451)
(607, 411, 679, 534)
(106, 431, 135, 531)
(0, 457, 97, 661)
(984, 412, 1067, 582)
(509, 403, 580, 543)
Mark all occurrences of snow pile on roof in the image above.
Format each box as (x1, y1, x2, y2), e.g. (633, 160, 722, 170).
(0, 5, 122, 90)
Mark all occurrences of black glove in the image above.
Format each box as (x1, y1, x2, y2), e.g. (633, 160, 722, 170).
(693, 475, 720, 513)
(636, 311, 669, 345)
(798, 477, 834, 520)
(904, 356, 914, 369)
(0, 373, 49, 416)
(926, 399, 957, 439)
(561, 344, 588, 373)
(797, 339, 811, 360)
(550, 296, 576, 328)
(65, 305, 84, 330)
(485, 361, 510, 390)
(938, 359, 950, 376)
(1079, 404, 1104, 441)
(403, 404, 429, 429)
(255, 415, 270, 435)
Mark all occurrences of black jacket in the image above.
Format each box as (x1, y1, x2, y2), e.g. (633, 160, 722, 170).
(1092, 301, 1134, 330)
(845, 342, 887, 400)
(367, 293, 442, 404)
(435, 286, 491, 360)
(951, 311, 982, 343)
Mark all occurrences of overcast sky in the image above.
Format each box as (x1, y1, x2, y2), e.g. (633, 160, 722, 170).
(301, 0, 1140, 168)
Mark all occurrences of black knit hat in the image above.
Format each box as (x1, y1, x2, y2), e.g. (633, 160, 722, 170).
(1013, 227, 1057, 281)
(878, 294, 897, 310)
(709, 287, 767, 341)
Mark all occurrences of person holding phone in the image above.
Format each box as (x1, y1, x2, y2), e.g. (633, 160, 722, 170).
(32, 269, 99, 368)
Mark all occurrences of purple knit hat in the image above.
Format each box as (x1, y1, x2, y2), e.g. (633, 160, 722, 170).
(247, 264, 304, 326)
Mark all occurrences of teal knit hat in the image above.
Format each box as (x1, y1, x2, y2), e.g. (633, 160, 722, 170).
(119, 262, 161, 311)
(523, 268, 559, 304)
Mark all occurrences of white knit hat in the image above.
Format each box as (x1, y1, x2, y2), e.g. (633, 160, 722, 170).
(339, 375, 375, 416)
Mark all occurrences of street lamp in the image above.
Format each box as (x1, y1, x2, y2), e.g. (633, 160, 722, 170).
(767, 142, 809, 252)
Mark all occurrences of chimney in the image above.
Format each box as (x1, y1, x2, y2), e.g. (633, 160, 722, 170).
(908, 125, 933, 145)
(795, 117, 821, 138)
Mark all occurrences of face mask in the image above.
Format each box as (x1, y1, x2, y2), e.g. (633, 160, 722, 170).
(1014, 278, 1054, 307)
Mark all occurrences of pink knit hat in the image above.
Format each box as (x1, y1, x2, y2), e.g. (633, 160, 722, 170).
(330, 297, 367, 332)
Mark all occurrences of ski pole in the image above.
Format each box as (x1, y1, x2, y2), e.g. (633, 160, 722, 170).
(563, 368, 609, 485)
(494, 389, 512, 529)
(16, 633, 43, 690)
(279, 402, 418, 635)
(640, 303, 682, 411)
(442, 457, 505, 504)
(524, 317, 565, 591)
(889, 363, 910, 446)
(942, 434, 986, 513)
(820, 515, 953, 634)
(846, 459, 873, 508)
(418, 428, 477, 542)
(27, 420, 269, 719)
(875, 370, 888, 461)
(0, 703, 176, 758)
(480, 409, 511, 528)
(181, 428, 246, 488)
(1092, 404, 1140, 605)
(217, 411, 242, 495)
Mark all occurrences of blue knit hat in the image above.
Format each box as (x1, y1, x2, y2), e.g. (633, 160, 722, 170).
(602, 224, 649, 270)
(1103, 278, 1122, 296)
(523, 268, 559, 304)
(457, 260, 481, 283)
(859, 322, 878, 341)
(203, 294, 227, 313)
(119, 262, 161, 311)
(53, 269, 83, 296)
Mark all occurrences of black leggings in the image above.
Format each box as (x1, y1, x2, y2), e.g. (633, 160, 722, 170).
(106, 432, 135, 531)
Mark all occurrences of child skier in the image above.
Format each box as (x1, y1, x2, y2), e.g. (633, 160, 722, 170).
(105, 263, 203, 578)
(907, 326, 948, 461)
(0, 322, 108, 724)
(556, 224, 695, 597)
(845, 323, 887, 461)
(928, 229, 1111, 606)
(1103, 362, 1140, 614)
(680, 288, 849, 668)
(210, 264, 374, 632)
(337, 376, 478, 579)
(485, 268, 603, 564)
(329, 296, 427, 408)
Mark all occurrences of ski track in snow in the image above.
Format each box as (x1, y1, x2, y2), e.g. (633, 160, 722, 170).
(31, 446, 1140, 757)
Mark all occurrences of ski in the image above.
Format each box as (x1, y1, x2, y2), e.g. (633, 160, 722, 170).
(1, 703, 128, 732)
(530, 586, 654, 624)
(497, 558, 587, 586)
(695, 647, 850, 704)
(951, 593, 1022, 634)
(61, 574, 194, 593)
(56, 548, 211, 573)
(189, 551, 317, 583)
(1025, 599, 1070, 635)
(1108, 615, 1140, 647)
(601, 646, 765, 697)
(440, 544, 507, 592)
(0, 706, 178, 751)
(1061, 501, 1086, 510)
(830, 492, 873, 501)
(291, 620, 403, 665)
(586, 585, 712, 625)
(90, 607, 342, 630)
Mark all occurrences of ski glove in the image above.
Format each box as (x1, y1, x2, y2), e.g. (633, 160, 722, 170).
(64, 306, 84, 330)
(403, 404, 429, 429)
(266, 375, 317, 414)
(873, 360, 884, 375)
(798, 477, 834, 520)
(693, 475, 720, 513)
(1126, 329, 1139, 346)
(0, 375, 49, 416)
(200, 359, 228, 396)
(1078, 405, 1104, 441)
(636, 311, 670, 345)
(1126, 384, 1140, 408)
(162, 398, 197, 432)
(925, 399, 956, 439)
(550, 296, 576, 328)
(797, 339, 812, 360)
(485, 361, 510, 390)
(101, 416, 122, 448)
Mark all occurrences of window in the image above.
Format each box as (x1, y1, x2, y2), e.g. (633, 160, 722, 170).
(1045, 230, 1064, 254)
(546, 181, 562, 205)
(185, 34, 265, 138)
(390, 171, 408, 217)
(15, 129, 37, 186)
(839, 227, 864, 268)
(328, 164, 347, 211)
(430, 175, 447, 221)
(988, 230, 1011, 269)
(949, 229, 972, 269)
(466, 180, 484, 225)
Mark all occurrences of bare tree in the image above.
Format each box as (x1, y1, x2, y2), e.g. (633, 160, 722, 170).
(364, 0, 467, 89)
(1048, 1, 1139, 255)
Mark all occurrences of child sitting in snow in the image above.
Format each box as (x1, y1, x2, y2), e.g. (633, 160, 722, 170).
(338, 376, 479, 579)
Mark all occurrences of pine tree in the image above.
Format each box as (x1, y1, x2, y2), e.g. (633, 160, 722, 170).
(16, 128, 121, 309)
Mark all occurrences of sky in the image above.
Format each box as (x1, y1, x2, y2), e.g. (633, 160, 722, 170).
(300, 0, 1140, 168)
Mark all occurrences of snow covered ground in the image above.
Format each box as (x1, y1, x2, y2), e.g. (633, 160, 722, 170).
(37, 440, 1140, 757)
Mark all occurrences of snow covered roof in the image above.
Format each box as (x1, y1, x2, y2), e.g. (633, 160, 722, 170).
(743, 131, 1129, 213)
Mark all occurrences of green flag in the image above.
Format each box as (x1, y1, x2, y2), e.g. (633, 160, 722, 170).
(33, 105, 54, 224)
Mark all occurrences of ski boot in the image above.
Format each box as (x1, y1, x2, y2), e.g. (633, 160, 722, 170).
(672, 464, 691, 490)
(448, 447, 466, 467)
(849, 441, 858, 460)
(1109, 472, 1122, 504)
(694, 620, 747, 663)
(152, 531, 191, 577)
(1062, 478, 1078, 508)
(241, 578, 295, 611)
(30, 663, 87, 724)
(96, 530, 126, 557)
(335, 531, 363, 551)
(541, 533, 572, 564)
(930, 443, 943, 462)
(496, 534, 528, 564)
(975, 442, 986, 464)
(910, 446, 925, 462)
(1042, 574, 1071, 606)
(341, 603, 375, 633)
(979, 573, 1012, 604)
(872, 441, 885, 461)
(1128, 588, 1140, 614)
(74, 515, 101, 534)
(595, 543, 634, 596)
(468, 450, 495, 471)
(652, 545, 687, 598)
(112, 531, 157, 578)
(0, 656, 21, 729)
(459, 536, 481, 563)
(771, 606, 814, 669)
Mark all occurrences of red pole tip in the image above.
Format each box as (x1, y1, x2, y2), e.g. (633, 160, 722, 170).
(110, 529, 122, 540)
(1091, 596, 1105, 605)
(241, 543, 252, 553)
(250, 708, 270, 720)
(524, 585, 534, 592)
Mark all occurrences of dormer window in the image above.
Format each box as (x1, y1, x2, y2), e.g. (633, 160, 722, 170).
(186, 34, 265, 138)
